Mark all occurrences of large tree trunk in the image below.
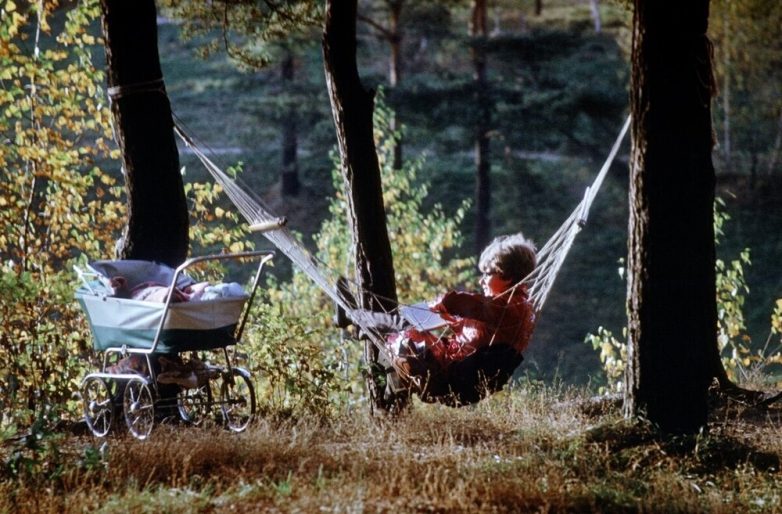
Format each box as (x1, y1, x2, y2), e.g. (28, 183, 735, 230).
(471, 0, 492, 255)
(323, 0, 399, 413)
(322, 0, 398, 313)
(100, 0, 188, 267)
(624, 0, 717, 433)
(280, 48, 300, 196)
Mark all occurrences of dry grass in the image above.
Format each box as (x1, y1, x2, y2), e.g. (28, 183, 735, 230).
(4, 385, 782, 513)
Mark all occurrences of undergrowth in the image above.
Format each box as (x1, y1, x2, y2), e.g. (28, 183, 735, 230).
(3, 384, 782, 513)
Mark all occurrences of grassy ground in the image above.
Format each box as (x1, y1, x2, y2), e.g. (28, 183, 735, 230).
(4, 385, 782, 513)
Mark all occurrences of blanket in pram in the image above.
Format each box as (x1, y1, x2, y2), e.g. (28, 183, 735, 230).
(76, 260, 249, 353)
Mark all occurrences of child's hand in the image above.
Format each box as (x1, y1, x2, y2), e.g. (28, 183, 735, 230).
(437, 291, 459, 312)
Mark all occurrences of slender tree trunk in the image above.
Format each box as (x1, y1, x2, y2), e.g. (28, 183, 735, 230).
(535, 0, 543, 16)
(389, 0, 404, 170)
(767, 108, 782, 175)
(624, 0, 717, 434)
(721, 10, 732, 171)
(388, 1, 403, 88)
(472, 0, 492, 255)
(322, 0, 398, 313)
(589, 0, 602, 34)
(100, 0, 188, 267)
(281, 48, 300, 196)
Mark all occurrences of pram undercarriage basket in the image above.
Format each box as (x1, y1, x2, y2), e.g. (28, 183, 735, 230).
(76, 250, 274, 440)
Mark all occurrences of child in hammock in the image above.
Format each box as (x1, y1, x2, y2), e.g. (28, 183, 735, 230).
(390, 232, 537, 405)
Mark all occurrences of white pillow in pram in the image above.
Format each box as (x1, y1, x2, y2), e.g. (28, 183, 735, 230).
(199, 282, 247, 300)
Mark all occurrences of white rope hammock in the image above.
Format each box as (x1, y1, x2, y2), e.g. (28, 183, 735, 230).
(173, 118, 351, 311)
(174, 114, 630, 370)
(521, 115, 631, 312)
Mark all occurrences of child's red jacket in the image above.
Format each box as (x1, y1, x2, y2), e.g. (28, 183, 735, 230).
(406, 286, 535, 368)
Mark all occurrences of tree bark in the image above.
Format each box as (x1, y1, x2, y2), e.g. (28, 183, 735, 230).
(100, 0, 188, 267)
(624, 0, 717, 434)
(281, 48, 300, 196)
(322, 0, 398, 313)
(471, 0, 492, 256)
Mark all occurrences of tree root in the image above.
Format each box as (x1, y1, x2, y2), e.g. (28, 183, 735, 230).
(712, 375, 781, 408)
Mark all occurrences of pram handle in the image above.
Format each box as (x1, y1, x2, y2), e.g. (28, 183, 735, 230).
(146, 250, 275, 355)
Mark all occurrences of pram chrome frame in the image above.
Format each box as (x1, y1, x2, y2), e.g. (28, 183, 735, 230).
(77, 250, 274, 440)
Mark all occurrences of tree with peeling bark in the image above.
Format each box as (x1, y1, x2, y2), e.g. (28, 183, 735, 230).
(323, 0, 398, 315)
(100, 0, 188, 267)
(624, 0, 718, 433)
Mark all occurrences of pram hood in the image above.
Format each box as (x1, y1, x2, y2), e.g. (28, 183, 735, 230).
(88, 259, 195, 291)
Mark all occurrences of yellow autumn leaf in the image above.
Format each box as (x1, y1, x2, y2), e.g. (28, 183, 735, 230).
(215, 207, 225, 218)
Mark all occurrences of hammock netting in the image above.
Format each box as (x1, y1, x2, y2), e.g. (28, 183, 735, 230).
(174, 114, 631, 383)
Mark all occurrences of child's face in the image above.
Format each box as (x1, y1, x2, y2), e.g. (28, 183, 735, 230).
(480, 272, 511, 296)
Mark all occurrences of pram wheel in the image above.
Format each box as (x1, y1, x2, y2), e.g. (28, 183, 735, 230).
(81, 377, 115, 437)
(177, 383, 215, 426)
(220, 368, 255, 432)
(123, 377, 155, 440)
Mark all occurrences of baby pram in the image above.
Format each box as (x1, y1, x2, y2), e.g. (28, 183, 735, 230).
(75, 250, 274, 440)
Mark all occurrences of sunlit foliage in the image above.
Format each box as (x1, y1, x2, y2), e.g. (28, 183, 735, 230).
(710, 0, 782, 174)
(158, 0, 321, 69)
(0, 0, 123, 433)
(586, 199, 782, 392)
(0, 1, 252, 434)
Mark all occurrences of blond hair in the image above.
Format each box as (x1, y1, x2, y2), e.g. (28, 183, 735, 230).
(478, 233, 537, 284)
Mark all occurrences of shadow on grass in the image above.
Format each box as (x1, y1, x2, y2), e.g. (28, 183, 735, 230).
(585, 419, 780, 476)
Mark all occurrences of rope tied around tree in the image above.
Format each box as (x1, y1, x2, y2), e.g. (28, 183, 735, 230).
(107, 77, 167, 100)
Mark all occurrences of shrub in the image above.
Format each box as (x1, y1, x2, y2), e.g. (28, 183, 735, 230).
(0, 1, 250, 435)
(254, 94, 473, 417)
(0, 0, 123, 432)
(585, 199, 782, 392)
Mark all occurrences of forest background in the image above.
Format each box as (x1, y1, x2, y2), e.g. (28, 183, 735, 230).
(2, 0, 782, 417)
(2, 0, 782, 511)
(158, 0, 782, 385)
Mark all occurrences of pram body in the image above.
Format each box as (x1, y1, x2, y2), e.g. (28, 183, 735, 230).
(76, 251, 274, 439)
